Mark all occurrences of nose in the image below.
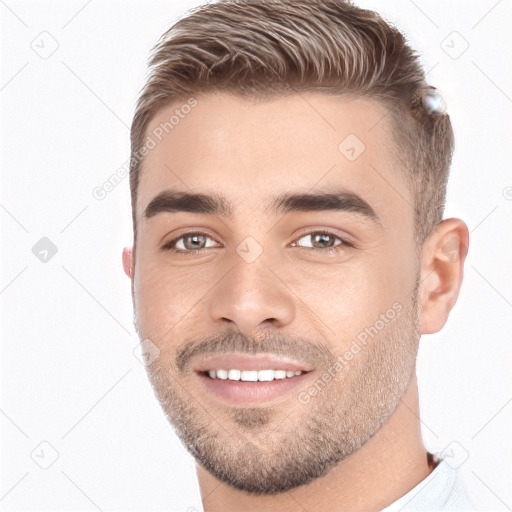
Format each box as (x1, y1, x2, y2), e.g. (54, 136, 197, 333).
(208, 251, 296, 333)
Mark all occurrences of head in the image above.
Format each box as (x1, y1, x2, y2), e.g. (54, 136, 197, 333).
(123, 0, 468, 495)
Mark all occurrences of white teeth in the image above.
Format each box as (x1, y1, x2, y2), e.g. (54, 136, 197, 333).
(228, 369, 241, 380)
(206, 369, 304, 381)
(258, 370, 274, 381)
(216, 369, 228, 380)
(240, 370, 258, 381)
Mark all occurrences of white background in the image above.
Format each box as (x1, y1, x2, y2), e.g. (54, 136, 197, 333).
(1, 0, 511, 510)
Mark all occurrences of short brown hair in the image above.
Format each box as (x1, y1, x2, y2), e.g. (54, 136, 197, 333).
(130, 0, 454, 245)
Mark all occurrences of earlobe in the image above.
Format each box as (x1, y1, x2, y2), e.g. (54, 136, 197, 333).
(419, 218, 469, 335)
(122, 246, 134, 278)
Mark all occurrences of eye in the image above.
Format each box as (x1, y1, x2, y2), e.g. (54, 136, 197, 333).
(161, 232, 220, 254)
(290, 230, 353, 253)
(161, 229, 354, 255)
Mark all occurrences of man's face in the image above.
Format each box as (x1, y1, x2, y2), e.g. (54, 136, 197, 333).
(131, 92, 421, 493)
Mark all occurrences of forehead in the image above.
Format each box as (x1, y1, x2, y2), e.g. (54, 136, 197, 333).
(136, 92, 410, 224)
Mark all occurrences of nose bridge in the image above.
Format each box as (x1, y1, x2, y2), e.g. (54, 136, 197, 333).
(208, 241, 295, 331)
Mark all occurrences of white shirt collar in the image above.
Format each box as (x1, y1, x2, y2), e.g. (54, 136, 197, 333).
(380, 459, 474, 511)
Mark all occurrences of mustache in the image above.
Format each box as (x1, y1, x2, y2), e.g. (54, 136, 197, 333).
(175, 329, 336, 375)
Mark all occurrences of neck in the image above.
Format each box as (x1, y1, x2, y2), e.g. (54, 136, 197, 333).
(196, 372, 432, 512)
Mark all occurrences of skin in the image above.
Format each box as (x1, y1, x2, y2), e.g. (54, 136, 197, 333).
(122, 92, 469, 511)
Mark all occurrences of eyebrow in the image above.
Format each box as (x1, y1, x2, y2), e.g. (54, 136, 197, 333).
(145, 191, 232, 218)
(144, 189, 380, 224)
(267, 189, 379, 223)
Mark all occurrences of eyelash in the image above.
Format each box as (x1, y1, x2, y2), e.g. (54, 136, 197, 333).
(161, 229, 355, 255)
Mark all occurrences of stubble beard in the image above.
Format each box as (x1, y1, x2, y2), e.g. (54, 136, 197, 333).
(141, 284, 420, 495)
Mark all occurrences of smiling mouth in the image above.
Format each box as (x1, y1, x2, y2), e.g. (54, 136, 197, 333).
(191, 353, 314, 405)
(195, 368, 312, 405)
(201, 368, 307, 381)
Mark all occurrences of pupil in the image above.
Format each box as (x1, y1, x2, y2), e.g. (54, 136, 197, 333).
(185, 235, 205, 250)
(314, 233, 333, 248)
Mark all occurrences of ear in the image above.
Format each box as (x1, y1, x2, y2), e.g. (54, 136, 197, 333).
(122, 246, 134, 278)
(419, 218, 469, 334)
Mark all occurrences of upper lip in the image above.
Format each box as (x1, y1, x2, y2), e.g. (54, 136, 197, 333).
(192, 353, 313, 373)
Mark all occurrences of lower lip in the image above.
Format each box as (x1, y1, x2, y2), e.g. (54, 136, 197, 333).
(197, 372, 311, 406)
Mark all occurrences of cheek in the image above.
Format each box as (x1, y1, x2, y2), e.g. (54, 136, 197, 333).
(293, 248, 416, 344)
(133, 252, 214, 339)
